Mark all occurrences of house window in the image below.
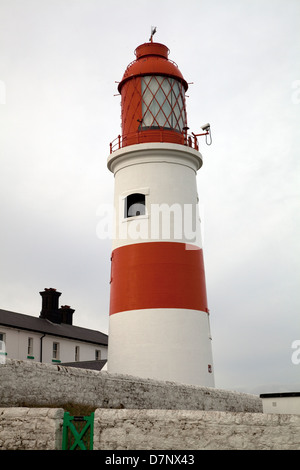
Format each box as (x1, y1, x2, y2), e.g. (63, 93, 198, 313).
(52, 342, 60, 361)
(0, 333, 6, 363)
(124, 193, 146, 218)
(75, 345, 80, 362)
(27, 337, 34, 358)
(0, 333, 6, 353)
(95, 349, 101, 360)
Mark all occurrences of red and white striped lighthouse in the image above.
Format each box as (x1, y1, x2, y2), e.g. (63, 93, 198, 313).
(107, 35, 214, 387)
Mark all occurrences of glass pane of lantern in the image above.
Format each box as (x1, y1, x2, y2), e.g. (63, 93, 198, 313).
(141, 76, 186, 131)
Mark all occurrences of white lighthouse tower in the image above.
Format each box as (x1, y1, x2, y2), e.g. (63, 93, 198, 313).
(107, 36, 214, 387)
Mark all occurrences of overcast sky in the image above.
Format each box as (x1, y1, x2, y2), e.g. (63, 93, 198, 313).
(0, 0, 299, 395)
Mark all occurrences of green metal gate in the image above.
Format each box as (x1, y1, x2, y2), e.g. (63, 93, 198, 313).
(62, 412, 94, 450)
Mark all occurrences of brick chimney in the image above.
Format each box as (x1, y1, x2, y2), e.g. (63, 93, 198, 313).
(39, 288, 75, 324)
(59, 305, 74, 325)
(39, 288, 62, 323)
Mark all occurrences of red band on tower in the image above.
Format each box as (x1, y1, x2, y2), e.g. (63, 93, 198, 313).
(109, 242, 208, 315)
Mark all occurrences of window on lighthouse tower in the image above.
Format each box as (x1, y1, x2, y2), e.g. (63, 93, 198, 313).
(125, 193, 146, 218)
(141, 76, 186, 131)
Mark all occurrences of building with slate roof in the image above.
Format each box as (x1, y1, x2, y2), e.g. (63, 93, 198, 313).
(0, 288, 108, 369)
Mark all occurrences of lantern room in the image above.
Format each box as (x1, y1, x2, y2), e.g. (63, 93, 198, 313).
(114, 41, 190, 149)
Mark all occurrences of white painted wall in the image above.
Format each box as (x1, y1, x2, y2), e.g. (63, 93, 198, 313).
(261, 396, 300, 415)
(108, 308, 214, 387)
(108, 143, 203, 250)
(0, 324, 107, 365)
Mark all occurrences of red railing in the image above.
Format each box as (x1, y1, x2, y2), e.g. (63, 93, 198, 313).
(109, 128, 203, 154)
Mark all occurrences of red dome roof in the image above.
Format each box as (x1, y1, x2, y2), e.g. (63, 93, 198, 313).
(118, 42, 188, 93)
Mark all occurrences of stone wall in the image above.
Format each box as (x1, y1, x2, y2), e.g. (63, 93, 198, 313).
(93, 409, 300, 450)
(1, 360, 299, 450)
(1, 407, 299, 450)
(0, 407, 63, 450)
(0, 359, 262, 413)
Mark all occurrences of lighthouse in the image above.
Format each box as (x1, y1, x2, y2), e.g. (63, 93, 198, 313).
(107, 35, 214, 387)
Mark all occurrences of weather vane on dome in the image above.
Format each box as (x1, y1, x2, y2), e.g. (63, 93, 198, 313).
(149, 26, 157, 42)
